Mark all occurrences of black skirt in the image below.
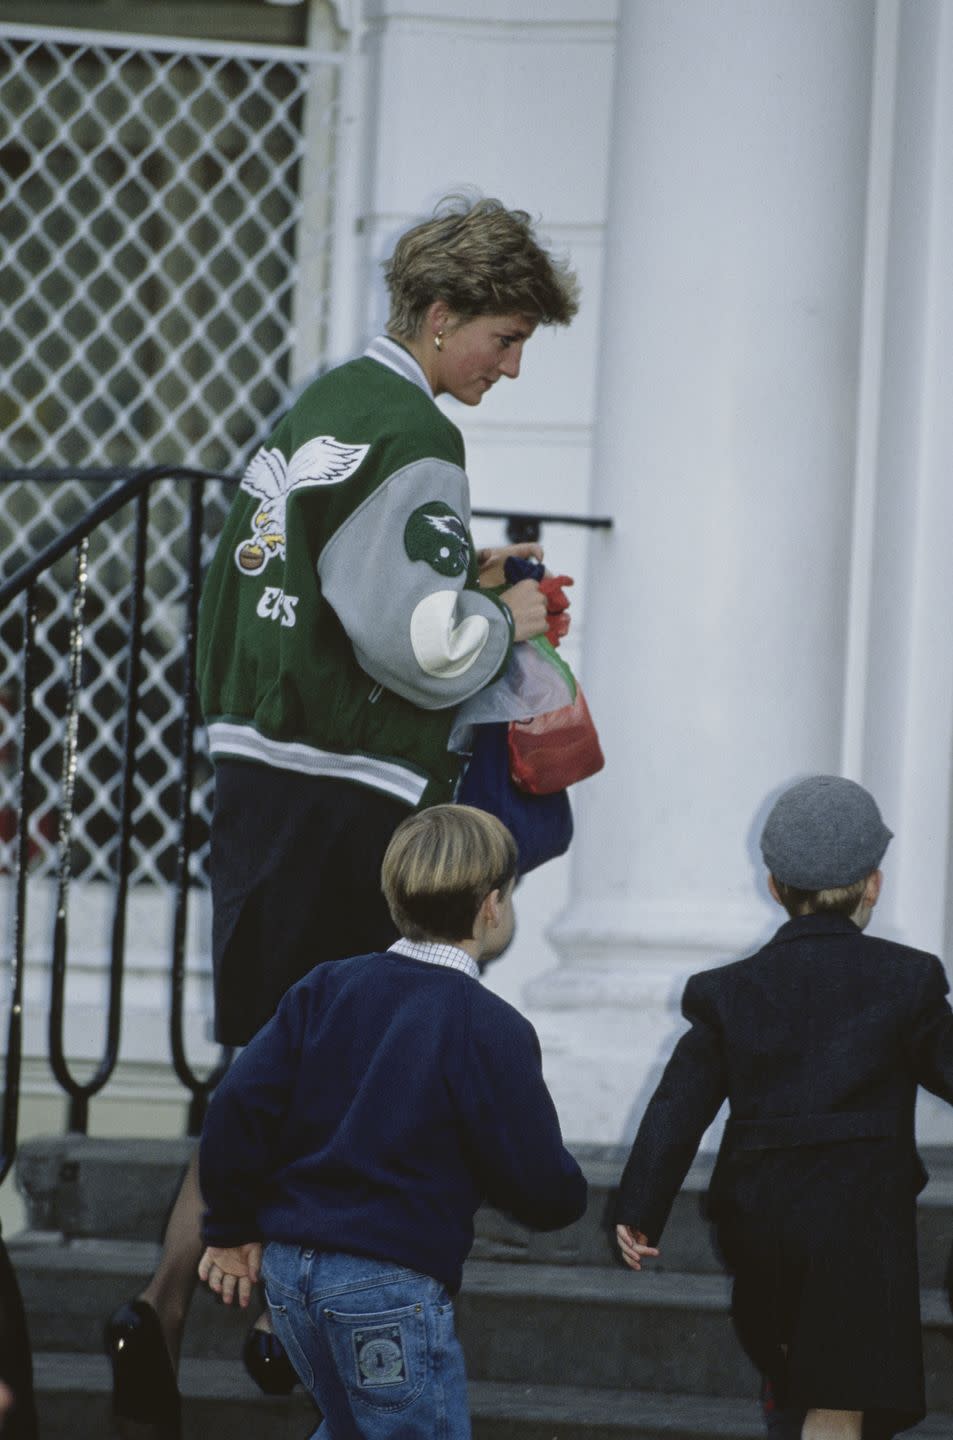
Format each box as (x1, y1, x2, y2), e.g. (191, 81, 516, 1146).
(209, 759, 407, 1045)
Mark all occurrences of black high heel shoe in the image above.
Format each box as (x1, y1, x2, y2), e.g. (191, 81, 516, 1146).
(242, 1322, 299, 1395)
(104, 1299, 181, 1437)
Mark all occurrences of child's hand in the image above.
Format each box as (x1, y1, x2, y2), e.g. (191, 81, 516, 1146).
(198, 1242, 263, 1307)
(615, 1224, 659, 1272)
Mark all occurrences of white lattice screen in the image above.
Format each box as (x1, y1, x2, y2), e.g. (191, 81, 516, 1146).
(0, 476, 235, 889)
(1, 22, 342, 470)
(0, 21, 345, 887)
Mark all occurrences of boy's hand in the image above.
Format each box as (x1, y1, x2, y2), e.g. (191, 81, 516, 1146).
(198, 1242, 262, 1308)
(615, 1224, 659, 1271)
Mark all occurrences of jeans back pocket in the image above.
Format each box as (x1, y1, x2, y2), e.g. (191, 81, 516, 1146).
(323, 1299, 429, 1413)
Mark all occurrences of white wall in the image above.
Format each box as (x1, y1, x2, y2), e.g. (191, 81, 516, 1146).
(356, 0, 618, 1010)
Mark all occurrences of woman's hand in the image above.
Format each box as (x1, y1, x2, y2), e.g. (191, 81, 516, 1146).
(477, 542, 544, 589)
(198, 1242, 263, 1308)
(500, 578, 548, 642)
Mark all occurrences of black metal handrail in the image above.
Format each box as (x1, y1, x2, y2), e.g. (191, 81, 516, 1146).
(0, 467, 232, 606)
(0, 465, 235, 1167)
(471, 508, 613, 546)
(0, 468, 613, 602)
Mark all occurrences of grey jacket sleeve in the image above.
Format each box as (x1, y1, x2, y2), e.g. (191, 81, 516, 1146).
(317, 457, 513, 710)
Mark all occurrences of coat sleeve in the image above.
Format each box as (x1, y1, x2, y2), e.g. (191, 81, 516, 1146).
(905, 954, 953, 1103)
(614, 973, 728, 1244)
(317, 457, 513, 709)
(199, 998, 303, 1247)
(458, 999, 587, 1232)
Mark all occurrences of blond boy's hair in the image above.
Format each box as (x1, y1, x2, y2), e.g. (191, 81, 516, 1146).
(771, 874, 870, 920)
(381, 804, 517, 942)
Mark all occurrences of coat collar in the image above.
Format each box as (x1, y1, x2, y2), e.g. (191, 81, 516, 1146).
(771, 912, 862, 946)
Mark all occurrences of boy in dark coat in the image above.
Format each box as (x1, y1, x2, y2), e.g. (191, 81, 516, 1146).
(196, 804, 586, 1440)
(614, 775, 953, 1440)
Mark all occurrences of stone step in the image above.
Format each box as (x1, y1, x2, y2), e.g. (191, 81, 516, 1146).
(11, 1236, 953, 1413)
(27, 1355, 953, 1440)
(15, 1137, 953, 1285)
(459, 1262, 953, 1410)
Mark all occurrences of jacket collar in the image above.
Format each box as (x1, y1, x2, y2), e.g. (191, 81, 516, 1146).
(363, 334, 434, 398)
(771, 912, 862, 946)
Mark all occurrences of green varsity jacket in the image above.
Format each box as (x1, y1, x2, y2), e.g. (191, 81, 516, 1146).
(197, 336, 514, 809)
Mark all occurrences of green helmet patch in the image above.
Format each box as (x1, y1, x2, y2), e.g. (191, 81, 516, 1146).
(404, 502, 471, 577)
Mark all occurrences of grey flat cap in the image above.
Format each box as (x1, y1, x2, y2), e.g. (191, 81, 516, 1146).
(760, 775, 893, 889)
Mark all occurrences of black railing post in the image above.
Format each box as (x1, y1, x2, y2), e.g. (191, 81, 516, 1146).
(102, 491, 149, 1090)
(170, 480, 231, 1135)
(0, 586, 39, 1185)
(48, 539, 89, 1131)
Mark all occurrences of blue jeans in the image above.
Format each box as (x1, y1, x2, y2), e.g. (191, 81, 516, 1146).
(262, 1244, 471, 1440)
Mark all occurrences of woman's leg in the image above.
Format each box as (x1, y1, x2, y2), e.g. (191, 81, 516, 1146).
(137, 1147, 203, 1367)
(105, 1148, 202, 1439)
(801, 1411, 863, 1440)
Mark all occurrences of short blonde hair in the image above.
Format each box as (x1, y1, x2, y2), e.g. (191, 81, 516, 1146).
(384, 194, 579, 340)
(381, 804, 517, 942)
(772, 874, 870, 919)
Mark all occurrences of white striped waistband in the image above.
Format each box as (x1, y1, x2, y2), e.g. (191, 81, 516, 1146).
(207, 722, 428, 807)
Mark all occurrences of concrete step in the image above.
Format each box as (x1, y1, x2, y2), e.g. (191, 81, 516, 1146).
(11, 1235, 953, 1413)
(12, 1137, 953, 1436)
(459, 1262, 953, 1410)
(27, 1356, 953, 1440)
(16, 1136, 953, 1285)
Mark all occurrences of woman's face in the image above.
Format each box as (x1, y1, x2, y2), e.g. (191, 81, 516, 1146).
(432, 312, 537, 405)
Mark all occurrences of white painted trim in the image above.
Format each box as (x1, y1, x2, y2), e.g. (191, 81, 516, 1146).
(841, 0, 901, 777)
(0, 21, 342, 63)
(327, 0, 371, 364)
(328, 0, 361, 36)
(365, 16, 616, 45)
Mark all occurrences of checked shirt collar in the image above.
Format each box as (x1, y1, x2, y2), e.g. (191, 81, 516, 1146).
(388, 938, 480, 982)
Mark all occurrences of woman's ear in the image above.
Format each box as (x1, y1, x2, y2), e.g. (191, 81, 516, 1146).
(425, 298, 451, 338)
(865, 869, 883, 908)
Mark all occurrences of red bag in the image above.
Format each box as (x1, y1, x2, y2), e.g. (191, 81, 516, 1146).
(508, 686, 604, 795)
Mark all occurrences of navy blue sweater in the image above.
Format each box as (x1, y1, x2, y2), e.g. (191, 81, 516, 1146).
(199, 951, 587, 1293)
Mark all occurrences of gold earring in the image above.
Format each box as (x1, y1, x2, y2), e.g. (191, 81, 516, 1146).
(434, 332, 444, 351)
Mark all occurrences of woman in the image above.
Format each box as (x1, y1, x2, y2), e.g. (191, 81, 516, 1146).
(105, 194, 579, 1438)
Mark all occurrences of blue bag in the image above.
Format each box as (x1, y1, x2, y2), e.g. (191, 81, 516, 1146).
(457, 721, 573, 875)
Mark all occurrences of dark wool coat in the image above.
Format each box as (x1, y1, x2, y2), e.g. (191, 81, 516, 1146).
(614, 912, 953, 1435)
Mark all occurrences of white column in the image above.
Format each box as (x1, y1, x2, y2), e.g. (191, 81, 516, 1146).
(526, 0, 878, 1142)
(855, 0, 953, 954)
(851, 0, 953, 1146)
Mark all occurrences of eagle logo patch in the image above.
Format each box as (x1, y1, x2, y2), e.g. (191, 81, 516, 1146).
(404, 502, 471, 577)
(234, 435, 370, 574)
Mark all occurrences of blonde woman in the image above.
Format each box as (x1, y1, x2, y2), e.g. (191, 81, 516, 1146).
(105, 196, 579, 1439)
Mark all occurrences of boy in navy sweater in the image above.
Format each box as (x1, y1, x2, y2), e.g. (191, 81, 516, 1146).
(197, 803, 586, 1439)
